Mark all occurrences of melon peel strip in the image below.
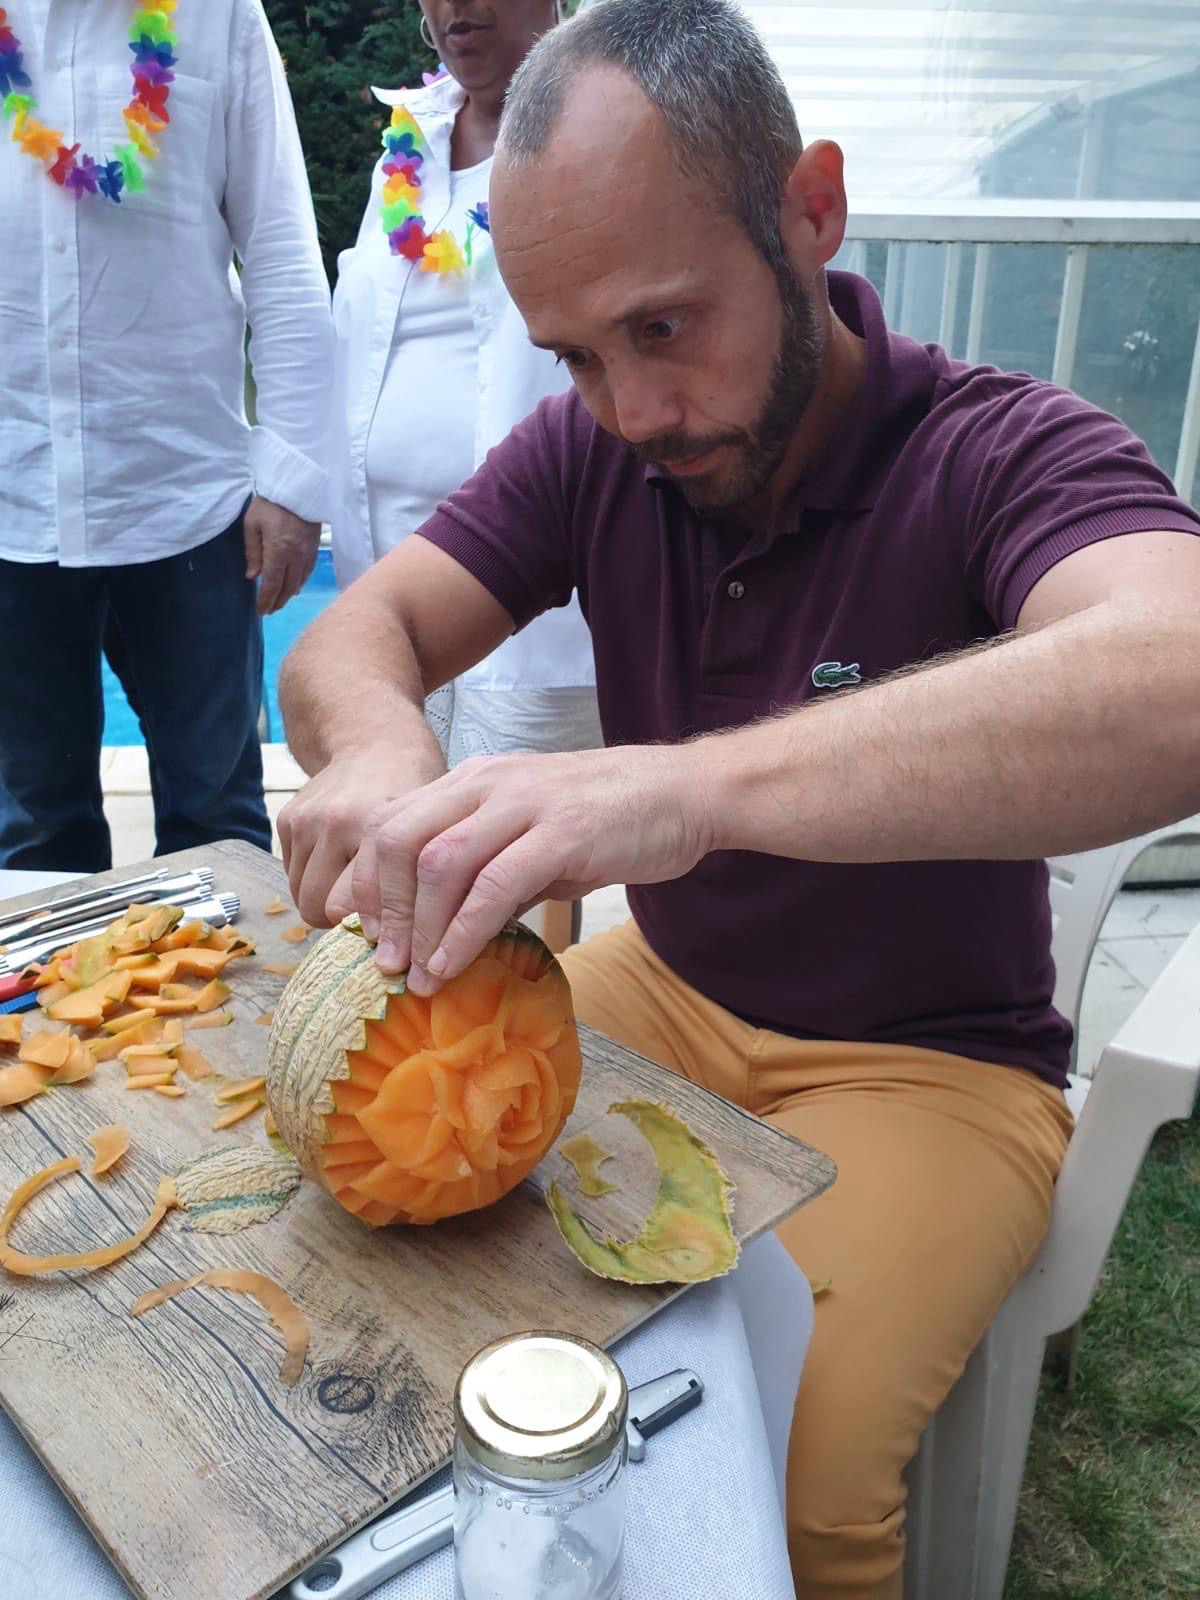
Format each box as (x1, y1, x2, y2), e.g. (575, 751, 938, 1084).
(0, 1156, 177, 1275)
(130, 1269, 308, 1385)
(547, 1100, 739, 1285)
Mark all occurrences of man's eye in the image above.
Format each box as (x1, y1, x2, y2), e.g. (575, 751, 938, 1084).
(555, 349, 590, 372)
(644, 317, 682, 342)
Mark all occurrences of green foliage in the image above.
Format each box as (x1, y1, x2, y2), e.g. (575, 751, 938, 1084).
(263, 0, 435, 283)
(1005, 1114, 1200, 1598)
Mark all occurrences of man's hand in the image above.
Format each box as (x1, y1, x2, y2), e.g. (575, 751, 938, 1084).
(277, 746, 447, 927)
(244, 495, 321, 615)
(348, 743, 715, 994)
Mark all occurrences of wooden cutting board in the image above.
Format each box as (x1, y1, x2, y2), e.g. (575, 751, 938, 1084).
(0, 841, 836, 1600)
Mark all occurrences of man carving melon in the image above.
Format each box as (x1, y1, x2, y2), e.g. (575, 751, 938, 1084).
(277, 2, 1200, 1593)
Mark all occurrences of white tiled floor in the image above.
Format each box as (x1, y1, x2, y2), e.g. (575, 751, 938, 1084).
(100, 746, 1199, 1065)
(1077, 889, 1200, 1067)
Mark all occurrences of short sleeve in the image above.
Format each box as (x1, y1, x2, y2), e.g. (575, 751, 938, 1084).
(416, 393, 587, 630)
(951, 376, 1200, 629)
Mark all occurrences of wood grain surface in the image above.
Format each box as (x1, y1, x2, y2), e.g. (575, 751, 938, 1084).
(0, 841, 836, 1600)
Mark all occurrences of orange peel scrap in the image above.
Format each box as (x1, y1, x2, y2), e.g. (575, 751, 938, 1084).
(19, 1029, 72, 1071)
(87, 1124, 131, 1176)
(185, 1012, 232, 1031)
(0, 1062, 50, 1108)
(194, 979, 231, 1012)
(211, 1095, 265, 1130)
(129, 1268, 308, 1385)
(46, 1038, 97, 1086)
(214, 1076, 267, 1104)
(175, 1044, 214, 1081)
(0, 1156, 177, 1275)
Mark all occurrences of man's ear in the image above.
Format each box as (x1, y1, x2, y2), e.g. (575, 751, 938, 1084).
(779, 140, 848, 273)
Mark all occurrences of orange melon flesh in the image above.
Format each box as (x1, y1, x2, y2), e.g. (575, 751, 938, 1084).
(0, 1062, 51, 1108)
(267, 919, 582, 1228)
(88, 1124, 131, 1175)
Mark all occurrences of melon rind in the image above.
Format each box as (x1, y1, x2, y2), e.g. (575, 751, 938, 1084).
(266, 918, 406, 1181)
(265, 916, 577, 1216)
(547, 1099, 739, 1284)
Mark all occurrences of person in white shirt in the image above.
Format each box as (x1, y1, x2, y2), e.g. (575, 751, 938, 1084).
(0, 0, 332, 871)
(328, 0, 600, 879)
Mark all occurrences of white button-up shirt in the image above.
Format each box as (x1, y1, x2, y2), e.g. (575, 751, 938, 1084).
(0, 0, 332, 567)
(330, 74, 595, 691)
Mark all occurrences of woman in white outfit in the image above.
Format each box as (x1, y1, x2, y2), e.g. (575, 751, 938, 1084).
(329, 0, 599, 805)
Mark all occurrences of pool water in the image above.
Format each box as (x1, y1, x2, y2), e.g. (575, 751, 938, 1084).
(100, 547, 338, 746)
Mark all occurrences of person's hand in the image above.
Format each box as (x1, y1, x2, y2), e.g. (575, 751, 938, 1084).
(348, 743, 716, 993)
(277, 746, 446, 927)
(244, 496, 321, 615)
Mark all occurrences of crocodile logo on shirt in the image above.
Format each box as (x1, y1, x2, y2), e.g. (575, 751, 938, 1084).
(811, 660, 862, 689)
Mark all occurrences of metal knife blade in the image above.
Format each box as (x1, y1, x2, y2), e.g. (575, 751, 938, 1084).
(289, 1367, 704, 1600)
(0, 891, 239, 972)
(0, 870, 216, 952)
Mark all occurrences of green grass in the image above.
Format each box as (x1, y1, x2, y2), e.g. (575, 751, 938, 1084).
(1004, 1112, 1200, 1599)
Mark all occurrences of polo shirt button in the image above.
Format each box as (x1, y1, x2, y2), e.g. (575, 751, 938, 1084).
(727, 580, 745, 599)
(51, 237, 67, 254)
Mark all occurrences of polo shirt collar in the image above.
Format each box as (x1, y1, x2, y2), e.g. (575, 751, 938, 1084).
(644, 271, 940, 518)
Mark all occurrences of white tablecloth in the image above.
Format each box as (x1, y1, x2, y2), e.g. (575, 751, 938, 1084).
(0, 871, 813, 1600)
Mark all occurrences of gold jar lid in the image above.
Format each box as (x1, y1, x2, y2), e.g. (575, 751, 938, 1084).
(454, 1331, 628, 1482)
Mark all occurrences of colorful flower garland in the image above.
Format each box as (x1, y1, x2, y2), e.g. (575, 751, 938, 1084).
(379, 104, 491, 275)
(0, 2, 179, 203)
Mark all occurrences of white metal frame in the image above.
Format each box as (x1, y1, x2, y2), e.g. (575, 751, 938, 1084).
(839, 199, 1200, 499)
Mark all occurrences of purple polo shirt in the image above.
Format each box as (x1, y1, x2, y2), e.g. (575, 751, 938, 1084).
(419, 273, 1200, 1088)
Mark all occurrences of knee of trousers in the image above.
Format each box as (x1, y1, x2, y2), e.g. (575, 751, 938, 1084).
(788, 1498, 907, 1599)
(786, 1425, 911, 1599)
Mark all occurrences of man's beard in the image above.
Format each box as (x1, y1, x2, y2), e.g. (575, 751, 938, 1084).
(631, 267, 822, 515)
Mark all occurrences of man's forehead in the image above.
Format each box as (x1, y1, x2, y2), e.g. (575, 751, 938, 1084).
(493, 64, 674, 223)
(516, 62, 660, 155)
(491, 65, 732, 334)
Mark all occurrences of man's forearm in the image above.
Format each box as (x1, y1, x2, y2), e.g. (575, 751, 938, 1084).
(279, 587, 444, 777)
(704, 602, 1200, 863)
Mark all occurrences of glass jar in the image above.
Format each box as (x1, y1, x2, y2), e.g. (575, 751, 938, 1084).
(453, 1330, 629, 1600)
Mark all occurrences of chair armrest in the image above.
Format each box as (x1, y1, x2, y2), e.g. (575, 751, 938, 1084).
(1023, 920, 1200, 1336)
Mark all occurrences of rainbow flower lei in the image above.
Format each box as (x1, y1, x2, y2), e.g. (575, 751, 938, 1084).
(380, 105, 491, 275)
(0, 2, 179, 202)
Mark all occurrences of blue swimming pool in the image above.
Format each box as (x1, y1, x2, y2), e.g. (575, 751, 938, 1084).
(100, 546, 338, 746)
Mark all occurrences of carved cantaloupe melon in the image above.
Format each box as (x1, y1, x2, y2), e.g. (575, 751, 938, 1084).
(266, 918, 581, 1227)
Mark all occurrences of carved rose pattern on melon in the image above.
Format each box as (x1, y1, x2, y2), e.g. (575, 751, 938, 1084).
(267, 920, 581, 1227)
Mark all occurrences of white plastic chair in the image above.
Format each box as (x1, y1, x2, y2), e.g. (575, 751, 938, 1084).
(1047, 821, 1200, 1076)
(903, 832, 1200, 1600)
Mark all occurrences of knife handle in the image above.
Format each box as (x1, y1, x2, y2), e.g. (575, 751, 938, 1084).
(0, 989, 40, 1015)
(290, 1483, 455, 1600)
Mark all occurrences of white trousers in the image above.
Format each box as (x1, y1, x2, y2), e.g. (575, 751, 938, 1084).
(425, 681, 603, 766)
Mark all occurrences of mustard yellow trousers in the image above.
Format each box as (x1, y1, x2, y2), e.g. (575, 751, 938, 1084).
(560, 921, 1073, 1599)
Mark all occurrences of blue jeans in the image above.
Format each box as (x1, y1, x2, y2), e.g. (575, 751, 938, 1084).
(0, 515, 271, 871)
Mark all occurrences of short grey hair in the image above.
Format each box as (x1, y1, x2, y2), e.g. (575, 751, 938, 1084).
(499, 0, 804, 278)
